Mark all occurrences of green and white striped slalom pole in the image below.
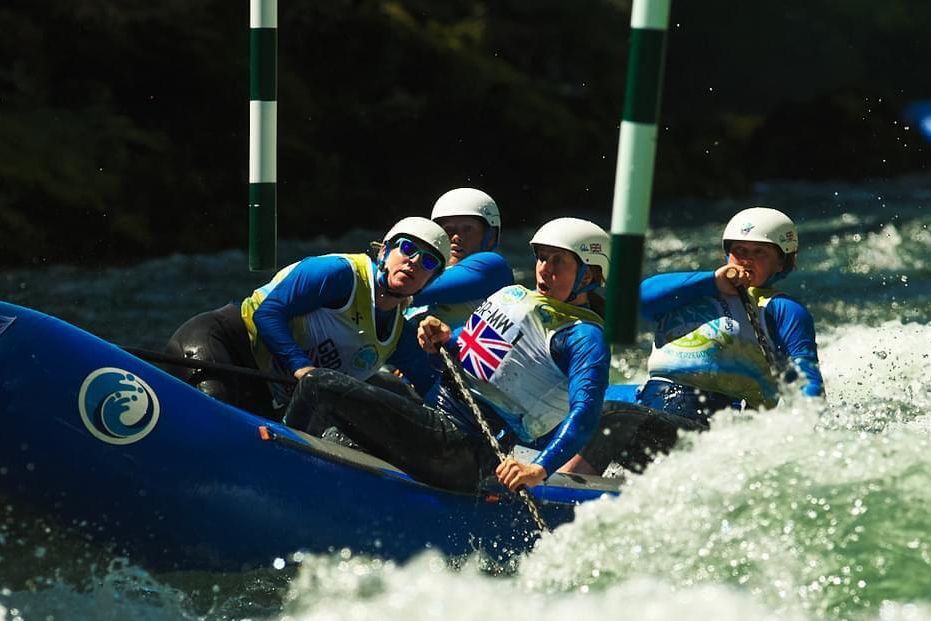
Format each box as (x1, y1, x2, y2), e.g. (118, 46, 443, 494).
(249, 0, 278, 271)
(604, 0, 670, 345)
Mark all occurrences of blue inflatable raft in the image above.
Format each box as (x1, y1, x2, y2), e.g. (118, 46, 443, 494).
(0, 301, 631, 570)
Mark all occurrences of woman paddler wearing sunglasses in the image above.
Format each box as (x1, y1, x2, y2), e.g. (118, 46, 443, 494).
(164, 217, 451, 420)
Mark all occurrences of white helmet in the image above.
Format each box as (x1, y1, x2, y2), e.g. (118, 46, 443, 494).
(383, 216, 452, 270)
(431, 188, 501, 235)
(722, 207, 798, 255)
(530, 217, 611, 282)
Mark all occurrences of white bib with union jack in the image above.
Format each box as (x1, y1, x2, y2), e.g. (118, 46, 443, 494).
(456, 285, 603, 443)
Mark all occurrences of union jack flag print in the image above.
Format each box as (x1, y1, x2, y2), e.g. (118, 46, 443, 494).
(457, 314, 513, 381)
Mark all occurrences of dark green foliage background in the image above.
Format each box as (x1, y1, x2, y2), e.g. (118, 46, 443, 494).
(1, 0, 928, 266)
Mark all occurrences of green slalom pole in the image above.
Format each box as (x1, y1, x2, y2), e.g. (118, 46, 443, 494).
(249, 0, 277, 271)
(604, 0, 670, 345)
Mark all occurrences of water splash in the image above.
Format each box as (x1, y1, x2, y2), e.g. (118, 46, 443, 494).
(281, 550, 809, 621)
(0, 558, 195, 621)
(820, 321, 931, 429)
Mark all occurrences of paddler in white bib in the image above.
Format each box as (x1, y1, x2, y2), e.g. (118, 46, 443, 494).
(165, 217, 450, 419)
(565, 207, 825, 476)
(284, 218, 612, 493)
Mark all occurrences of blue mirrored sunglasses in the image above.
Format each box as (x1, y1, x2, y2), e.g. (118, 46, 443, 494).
(395, 237, 442, 271)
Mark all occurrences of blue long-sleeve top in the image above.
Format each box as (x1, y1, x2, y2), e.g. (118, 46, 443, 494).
(530, 322, 610, 474)
(640, 271, 824, 398)
(411, 252, 514, 307)
(434, 319, 609, 476)
(252, 255, 438, 395)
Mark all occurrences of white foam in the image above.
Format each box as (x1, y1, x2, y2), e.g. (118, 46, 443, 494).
(818, 321, 931, 416)
(283, 551, 806, 621)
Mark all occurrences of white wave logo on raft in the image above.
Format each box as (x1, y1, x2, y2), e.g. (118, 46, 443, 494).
(78, 367, 160, 445)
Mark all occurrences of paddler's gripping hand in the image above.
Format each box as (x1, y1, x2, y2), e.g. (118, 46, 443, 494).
(715, 264, 753, 295)
(417, 315, 451, 353)
(294, 366, 316, 380)
(496, 457, 547, 492)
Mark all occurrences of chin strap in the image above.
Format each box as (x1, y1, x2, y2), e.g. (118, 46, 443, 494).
(374, 245, 407, 298)
(375, 253, 411, 298)
(766, 252, 797, 286)
(567, 262, 603, 302)
(480, 227, 498, 252)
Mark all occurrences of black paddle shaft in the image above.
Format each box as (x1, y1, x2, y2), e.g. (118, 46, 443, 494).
(123, 347, 297, 386)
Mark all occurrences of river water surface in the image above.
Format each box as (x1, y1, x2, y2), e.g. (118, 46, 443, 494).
(1, 177, 929, 620)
